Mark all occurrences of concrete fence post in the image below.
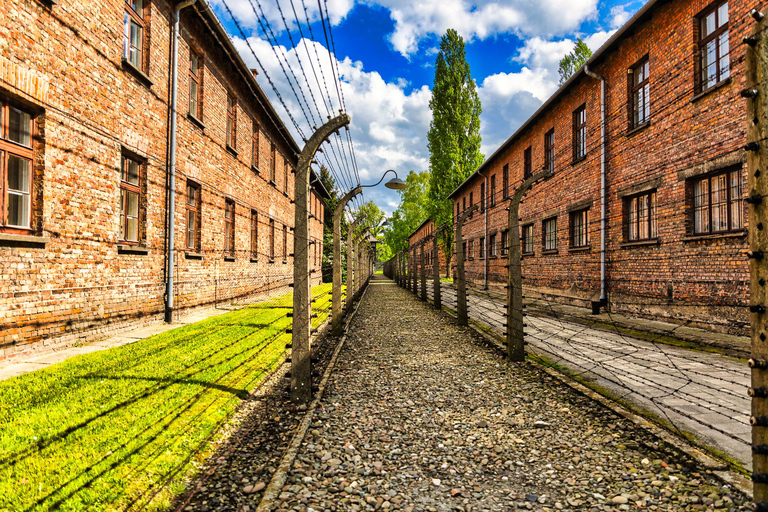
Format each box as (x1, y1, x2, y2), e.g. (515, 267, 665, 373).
(506, 171, 549, 362)
(433, 231, 441, 309)
(455, 206, 476, 326)
(420, 241, 427, 301)
(746, 13, 768, 508)
(290, 113, 350, 404)
(331, 187, 361, 335)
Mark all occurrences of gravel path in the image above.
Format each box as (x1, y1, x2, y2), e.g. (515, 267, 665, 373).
(271, 276, 750, 511)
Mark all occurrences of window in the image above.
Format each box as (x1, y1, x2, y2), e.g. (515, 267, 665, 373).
(269, 218, 275, 260)
(123, 0, 146, 70)
(284, 156, 289, 192)
(250, 210, 258, 259)
(501, 230, 509, 256)
(252, 121, 260, 169)
(489, 233, 497, 257)
(282, 224, 287, 262)
(524, 146, 532, 179)
(468, 239, 474, 259)
(469, 192, 474, 210)
(224, 199, 235, 256)
(462, 241, 467, 259)
(189, 50, 202, 120)
(462, 196, 466, 213)
(479, 237, 485, 259)
(626, 190, 657, 241)
(490, 175, 496, 207)
(698, 1, 729, 92)
(570, 209, 589, 248)
(0, 101, 36, 232)
(630, 59, 650, 128)
(522, 224, 534, 254)
(544, 129, 555, 175)
(503, 164, 509, 198)
(119, 154, 143, 243)
(226, 94, 236, 150)
(480, 182, 485, 212)
(573, 105, 586, 161)
(270, 141, 276, 183)
(692, 169, 742, 234)
(185, 181, 201, 251)
(543, 217, 557, 251)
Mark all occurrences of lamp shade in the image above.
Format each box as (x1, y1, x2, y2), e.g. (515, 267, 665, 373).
(384, 177, 406, 190)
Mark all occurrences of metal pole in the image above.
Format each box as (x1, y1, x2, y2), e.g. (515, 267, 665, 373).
(291, 114, 350, 404)
(506, 171, 548, 362)
(746, 12, 768, 509)
(332, 187, 361, 335)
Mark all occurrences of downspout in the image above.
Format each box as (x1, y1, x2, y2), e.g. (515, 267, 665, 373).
(478, 169, 489, 290)
(165, 0, 198, 323)
(584, 65, 607, 306)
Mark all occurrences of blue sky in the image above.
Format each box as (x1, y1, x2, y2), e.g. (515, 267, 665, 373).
(212, 0, 645, 216)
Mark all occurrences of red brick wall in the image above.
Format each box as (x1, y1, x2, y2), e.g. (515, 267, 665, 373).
(453, 0, 751, 334)
(409, 220, 450, 277)
(0, 0, 325, 360)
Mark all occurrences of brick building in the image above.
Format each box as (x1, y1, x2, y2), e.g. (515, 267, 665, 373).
(408, 219, 450, 278)
(0, 0, 327, 360)
(449, 0, 751, 334)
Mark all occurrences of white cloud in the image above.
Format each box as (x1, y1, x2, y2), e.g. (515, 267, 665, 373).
(232, 35, 432, 211)
(368, 0, 599, 57)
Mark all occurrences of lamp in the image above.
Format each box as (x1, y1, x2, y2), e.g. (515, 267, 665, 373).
(360, 169, 406, 190)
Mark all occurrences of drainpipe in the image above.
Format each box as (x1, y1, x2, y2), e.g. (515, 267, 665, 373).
(165, 0, 198, 323)
(478, 169, 489, 290)
(584, 65, 607, 307)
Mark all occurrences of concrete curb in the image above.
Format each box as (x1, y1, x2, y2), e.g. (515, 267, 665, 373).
(255, 280, 370, 512)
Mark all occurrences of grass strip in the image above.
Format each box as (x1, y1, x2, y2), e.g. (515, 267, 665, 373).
(0, 283, 339, 512)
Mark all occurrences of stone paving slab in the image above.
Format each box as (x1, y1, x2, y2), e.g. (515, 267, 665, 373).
(270, 276, 750, 511)
(425, 283, 752, 470)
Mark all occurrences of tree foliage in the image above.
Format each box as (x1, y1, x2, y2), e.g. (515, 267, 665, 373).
(558, 39, 592, 86)
(382, 170, 431, 255)
(427, 29, 484, 275)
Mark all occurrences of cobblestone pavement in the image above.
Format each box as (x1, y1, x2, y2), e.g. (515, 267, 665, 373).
(424, 282, 751, 471)
(271, 276, 749, 511)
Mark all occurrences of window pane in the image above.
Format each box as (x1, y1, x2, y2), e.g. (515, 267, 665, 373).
(8, 107, 31, 146)
(639, 195, 648, 239)
(703, 11, 716, 37)
(129, 20, 142, 68)
(731, 170, 742, 229)
(7, 156, 31, 228)
(190, 81, 198, 118)
(628, 197, 637, 240)
(719, 32, 730, 80)
(187, 213, 196, 249)
(127, 0, 143, 13)
(712, 174, 728, 231)
(121, 189, 139, 241)
(718, 2, 728, 25)
(650, 192, 657, 238)
(122, 157, 140, 185)
(694, 179, 709, 234)
(190, 52, 199, 76)
(703, 39, 717, 88)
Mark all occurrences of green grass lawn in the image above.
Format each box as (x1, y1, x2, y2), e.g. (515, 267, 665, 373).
(0, 283, 339, 512)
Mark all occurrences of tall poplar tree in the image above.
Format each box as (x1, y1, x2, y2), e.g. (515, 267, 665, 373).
(427, 29, 484, 277)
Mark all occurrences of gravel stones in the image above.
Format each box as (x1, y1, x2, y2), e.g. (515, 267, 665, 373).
(268, 278, 750, 511)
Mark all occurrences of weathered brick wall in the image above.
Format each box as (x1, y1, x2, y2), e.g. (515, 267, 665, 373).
(0, 0, 324, 361)
(408, 219, 450, 278)
(453, 0, 751, 334)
